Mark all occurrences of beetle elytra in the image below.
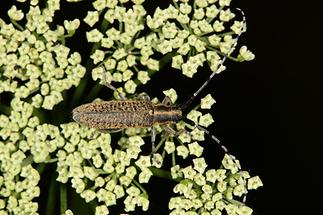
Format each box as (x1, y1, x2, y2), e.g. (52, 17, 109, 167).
(72, 99, 182, 131)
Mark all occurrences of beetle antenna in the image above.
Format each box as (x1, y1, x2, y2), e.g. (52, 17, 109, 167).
(195, 124, 249, 203)
(180, 8, 246, 110)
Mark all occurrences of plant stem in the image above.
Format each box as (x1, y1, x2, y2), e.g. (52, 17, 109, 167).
(36, 163, 47, 175)
(152, 134, 168, 154)
(149, 167, 181, 182)
(132, 179, 147, 194)
(60, 183, 68, 214)
(46, 175, 58, 215)
(172, 151, 176, 166)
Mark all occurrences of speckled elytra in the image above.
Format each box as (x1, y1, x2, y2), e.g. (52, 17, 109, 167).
(72, 99, 182, 131)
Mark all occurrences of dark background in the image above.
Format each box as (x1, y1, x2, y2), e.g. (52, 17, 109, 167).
(1, 0, 322, 214)
(209, 1, 323, 214)
(146, 1, 323, 214)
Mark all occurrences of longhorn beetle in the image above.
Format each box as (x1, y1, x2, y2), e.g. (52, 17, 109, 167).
(73, 8, 248, 201)
(73, 8, 245, 141)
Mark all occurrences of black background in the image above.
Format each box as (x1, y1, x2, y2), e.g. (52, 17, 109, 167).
(212, 1, 323, 214)
(1, 0, 323, 214)
(146, 1, 323, 214)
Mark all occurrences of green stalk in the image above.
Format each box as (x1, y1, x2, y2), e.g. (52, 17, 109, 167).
(60, 183, 68, 214)
(151, 134, 168, 154)
(207, 47, 240, 62)
(11, 20, 24, 31)
(149, 167, 181, 182)
(22, 155, 34, 167)
(132, 179, 148, 194)
(36, 163, 47, 175)
(172, 151, 176, 166)
(46, 174, 58, 215)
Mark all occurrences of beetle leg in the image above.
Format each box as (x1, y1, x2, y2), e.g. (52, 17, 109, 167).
(100, 66, 126, 100)
(162, 125, 184, 137)
(151, 126, 156, 152)
(135, 92, 150, 101)
(162, 96, 172, 105)
(98, 128, 123, 133)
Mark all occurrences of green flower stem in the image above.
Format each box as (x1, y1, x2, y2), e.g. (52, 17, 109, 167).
(149, 167, 171, 180)
(10, 19, 24, 31)
(132, 179, 147, 194)
(60, 183, 68, 214)
(208, 46, 240, 62)
(202, 32, 241, 62)
(152, 134, 168, 154)
(36, 163, 47, 175)
(46, 175, 58, 215)
(149, 167, 181, 182)
(172, 151, 176, 166)
(44, 158, 58, 163)
(192, 104, 201, 111)
(199, 30, 235, 38)
(184, 122, 195, 130)
(22, 155, 34, 167)
(60, 35, 66, 45)
(172, 0, 179, 9)
(62, 32, 75, 39)
(216, 31, 237, 37)
(154, 51, 177, 72)
(225, 198, 245, 206)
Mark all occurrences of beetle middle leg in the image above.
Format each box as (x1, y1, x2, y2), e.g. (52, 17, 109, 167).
(162, 125, 184, 137)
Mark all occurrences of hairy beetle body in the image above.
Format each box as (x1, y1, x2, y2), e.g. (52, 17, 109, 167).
(72, 100, 182, 130)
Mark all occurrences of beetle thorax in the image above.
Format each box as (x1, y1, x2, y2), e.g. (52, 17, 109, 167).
(152, 104, 182, 125)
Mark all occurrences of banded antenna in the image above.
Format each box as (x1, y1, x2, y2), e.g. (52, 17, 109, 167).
(180, 8, 246, 110)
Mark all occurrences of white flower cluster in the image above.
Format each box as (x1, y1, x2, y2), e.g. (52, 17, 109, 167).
(158, 90, 216, 159)
(147, 0, 254, 78)
(0, 97, 153, 214)
(0, 2, 85, 110)
(0, 1, 261, 214)
(0, 98, 65, 163)
(0, 99, 44, 214)
(57, 122, 152, 213)
(168, 156, 262, 215)
(86, 0, 159, 96)
(86, 0, 254, 96)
